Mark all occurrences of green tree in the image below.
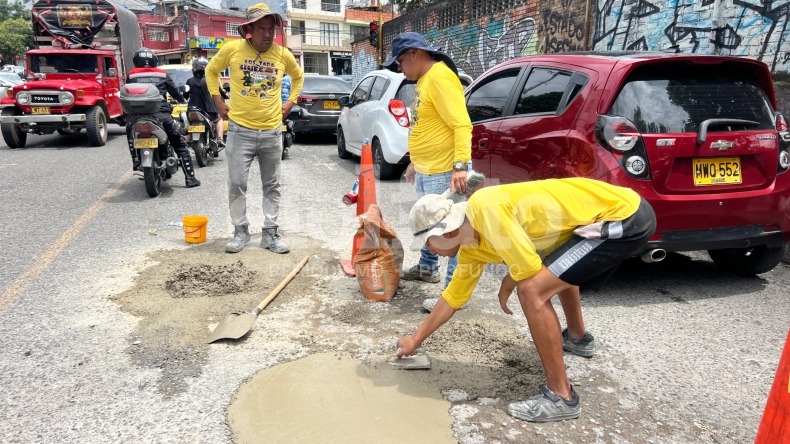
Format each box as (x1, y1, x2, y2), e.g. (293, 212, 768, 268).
(0, 18, 33, 65)
(0, 0, 28, 21)
(393, 0, 438, 13)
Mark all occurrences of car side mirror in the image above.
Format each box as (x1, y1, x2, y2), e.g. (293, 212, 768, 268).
(339, 96, 349, 107)
(106, 68, 117, 78)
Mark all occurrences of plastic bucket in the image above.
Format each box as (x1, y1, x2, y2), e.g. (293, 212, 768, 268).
(183, 215, 208, 243)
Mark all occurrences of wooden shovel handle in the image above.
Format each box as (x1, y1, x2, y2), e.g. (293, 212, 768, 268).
(251, 256, 309, 316)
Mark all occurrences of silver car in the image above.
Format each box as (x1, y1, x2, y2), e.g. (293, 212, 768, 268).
(336, 69, 414, 180)
(0, 73, 23, 102)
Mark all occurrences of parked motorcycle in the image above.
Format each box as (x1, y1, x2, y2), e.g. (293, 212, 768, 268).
(120, 84, 181, 198)
(282, 105, 301, 160)
(183, 106, 222, 167)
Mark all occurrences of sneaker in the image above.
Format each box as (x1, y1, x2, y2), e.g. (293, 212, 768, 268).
(261, 228, 290, 254)
(562, 328, 596, 358)
(422, 297, 439, 312)
(401, 265, 441, 283)
(225, 225, 251, 253)
(507, 384, 580, 422)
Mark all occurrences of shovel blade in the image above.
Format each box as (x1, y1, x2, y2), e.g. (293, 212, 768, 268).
(207, 312, 257, 343)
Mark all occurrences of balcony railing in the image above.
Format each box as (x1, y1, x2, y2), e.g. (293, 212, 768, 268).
(290, 34, 353, 47)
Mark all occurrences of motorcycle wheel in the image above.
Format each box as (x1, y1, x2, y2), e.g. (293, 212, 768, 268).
(143, 166, 162, 197)
(193, 139, 208, 167)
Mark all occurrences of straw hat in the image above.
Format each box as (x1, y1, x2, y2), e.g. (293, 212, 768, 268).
(408, 194, 467, 250)
(238, 3, 283, 37)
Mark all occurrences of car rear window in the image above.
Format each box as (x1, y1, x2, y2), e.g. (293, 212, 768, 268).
(609, 64, 775, 133)
(303, 77, 353, 93)
(395, 82, 416, 106)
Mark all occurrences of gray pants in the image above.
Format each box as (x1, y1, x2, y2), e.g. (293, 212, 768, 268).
(226, 120, 283, 229)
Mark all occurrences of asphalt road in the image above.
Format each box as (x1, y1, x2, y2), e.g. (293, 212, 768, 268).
(0, 128, 788, 443)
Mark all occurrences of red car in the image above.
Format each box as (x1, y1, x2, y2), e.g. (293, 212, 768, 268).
(466, 52, 790, 275)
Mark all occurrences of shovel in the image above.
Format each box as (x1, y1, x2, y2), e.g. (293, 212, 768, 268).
(207, 256, 309, 343)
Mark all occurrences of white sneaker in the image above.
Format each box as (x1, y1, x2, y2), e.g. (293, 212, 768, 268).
(422, 298, 439, 312)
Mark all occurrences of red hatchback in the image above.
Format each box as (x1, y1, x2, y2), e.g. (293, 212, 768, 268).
(466, 52, 790, 275)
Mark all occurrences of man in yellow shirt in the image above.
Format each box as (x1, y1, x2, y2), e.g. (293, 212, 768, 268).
(382, 32, 472, 292)
(397, 178, 656, 422)
(205, 3, 304, 254)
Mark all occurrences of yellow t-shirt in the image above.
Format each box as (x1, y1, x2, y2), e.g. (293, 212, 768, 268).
(408, 61, 472, 175)
(205, 39, 304, 130)
(442, 178, 642, 309)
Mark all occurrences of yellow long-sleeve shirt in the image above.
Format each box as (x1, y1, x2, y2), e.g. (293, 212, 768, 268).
(442, 178, 642, 309)
(408, 61, 472, 174)
(205, 39, 303, 130)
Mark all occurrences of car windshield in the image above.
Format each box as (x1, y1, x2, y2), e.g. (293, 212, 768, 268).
(0, 73, 22, 84)
(29, 55, 99, 74)
(303, 76, 352, 93)
(610, 64, 775, 133)
(164, 69, 192, 88)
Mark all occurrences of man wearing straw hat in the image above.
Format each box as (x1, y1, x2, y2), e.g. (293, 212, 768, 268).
(205, 3, 304, 254)
(396, 178, 656, 422)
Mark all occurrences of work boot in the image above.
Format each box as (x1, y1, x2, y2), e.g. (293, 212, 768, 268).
(181, 155, 200, 188)
(225, 225, 251, 253)
(261, 228, 290, 254)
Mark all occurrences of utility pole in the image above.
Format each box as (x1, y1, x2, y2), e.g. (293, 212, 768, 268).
(377, 0, 382, 65)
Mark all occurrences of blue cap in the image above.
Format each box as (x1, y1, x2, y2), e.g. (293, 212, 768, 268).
(381, 32, 458, 74)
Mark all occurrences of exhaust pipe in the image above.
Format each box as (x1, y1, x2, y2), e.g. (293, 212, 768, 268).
(165, 157, 178, 168)
(641, 248, 667, 263)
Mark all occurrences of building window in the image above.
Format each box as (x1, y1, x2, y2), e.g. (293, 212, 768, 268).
(304, 52, 328, 75)
(148, 28, 170, 42)
(350, 25, 367, 42)
(291, 20, 306, 44)
(226, 21, 240, 36)
(321, 0, 340, 12)
(292, 0, 305, 8)
(319, 22, 340, 46)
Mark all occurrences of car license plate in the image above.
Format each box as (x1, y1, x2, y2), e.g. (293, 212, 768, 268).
(188, 125, 205, 133)
(281, 124, 287, 132)
(134, 138, 158, 149)
(693, 157, 741, 186)
(31, 107, 50, 115)
(323, 100, 339, 109)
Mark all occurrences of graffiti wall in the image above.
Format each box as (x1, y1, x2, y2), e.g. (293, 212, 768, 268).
(354, 0, 790, 77)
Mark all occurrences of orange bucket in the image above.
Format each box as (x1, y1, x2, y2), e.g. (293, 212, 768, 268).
(182, 215, 208, 243)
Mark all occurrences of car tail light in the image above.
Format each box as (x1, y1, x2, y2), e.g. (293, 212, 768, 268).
(778, 114, 790, 174)
(595, 115, 651, 178)
(297, 95, 316, 105)
(134, 120, 157, 138)
(388, 99, 409, 127)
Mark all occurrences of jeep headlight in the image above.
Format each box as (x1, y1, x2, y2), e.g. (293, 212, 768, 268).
(16, 91, 30, 105)
(59, 92, 74, 105)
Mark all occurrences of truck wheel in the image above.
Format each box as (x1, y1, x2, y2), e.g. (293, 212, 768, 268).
(708, 244, 788, 276)
(1, 108, 27, 148)
(86, 106, 108, 146)
(143, 166, 162, 197)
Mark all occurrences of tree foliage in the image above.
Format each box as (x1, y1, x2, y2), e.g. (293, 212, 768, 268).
(0, 18, 33, 65)
(393, 0, 438, 13)
(0, 0, 28, 21)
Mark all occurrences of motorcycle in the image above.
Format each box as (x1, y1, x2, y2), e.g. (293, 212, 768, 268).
(183, 106, 223, 167)
(282, 105, 301, 160)
(120, 84, 181, 198)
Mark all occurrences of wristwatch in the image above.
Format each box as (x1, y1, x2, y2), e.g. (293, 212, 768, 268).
(452, 161, 466, 171)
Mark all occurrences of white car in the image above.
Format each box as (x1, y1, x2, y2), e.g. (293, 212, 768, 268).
(336, 69, 414, 180)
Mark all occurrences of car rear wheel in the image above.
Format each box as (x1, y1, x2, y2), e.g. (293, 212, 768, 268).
(372, 139, 398, 180)
(1, 107, 26, 148)
(337, 127, 351, 159)
(708, 245, 788, 276)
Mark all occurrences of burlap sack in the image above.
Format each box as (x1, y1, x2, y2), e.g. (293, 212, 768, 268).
(353, 204, 404, 302)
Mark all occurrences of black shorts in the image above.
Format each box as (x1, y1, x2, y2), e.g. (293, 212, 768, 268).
(545, 199, 656, 286)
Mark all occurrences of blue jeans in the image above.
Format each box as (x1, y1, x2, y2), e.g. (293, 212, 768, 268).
(414, 170, 463, 286)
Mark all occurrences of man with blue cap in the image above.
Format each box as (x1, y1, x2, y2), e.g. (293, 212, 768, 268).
(382, 32, 472, 302)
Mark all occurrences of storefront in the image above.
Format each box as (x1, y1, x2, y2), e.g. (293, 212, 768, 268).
(330, 51, 352, 76)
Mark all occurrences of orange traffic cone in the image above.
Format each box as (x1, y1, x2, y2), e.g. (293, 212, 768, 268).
(755, 329, 790, 444)
(340, 140, 378, 276)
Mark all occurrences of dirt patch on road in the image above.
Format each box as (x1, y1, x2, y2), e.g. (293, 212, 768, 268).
(112, 234, 667, 443)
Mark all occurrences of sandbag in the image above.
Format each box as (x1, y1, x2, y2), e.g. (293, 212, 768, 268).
(353, 204, 404, 302)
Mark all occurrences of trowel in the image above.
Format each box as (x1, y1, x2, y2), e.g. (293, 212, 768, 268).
(388, 347, 431, 370)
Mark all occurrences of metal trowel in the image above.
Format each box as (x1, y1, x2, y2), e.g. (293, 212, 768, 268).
(388, 347, 431, 370)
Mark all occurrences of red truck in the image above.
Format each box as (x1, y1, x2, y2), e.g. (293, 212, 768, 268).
(0, 0, 141, 148)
